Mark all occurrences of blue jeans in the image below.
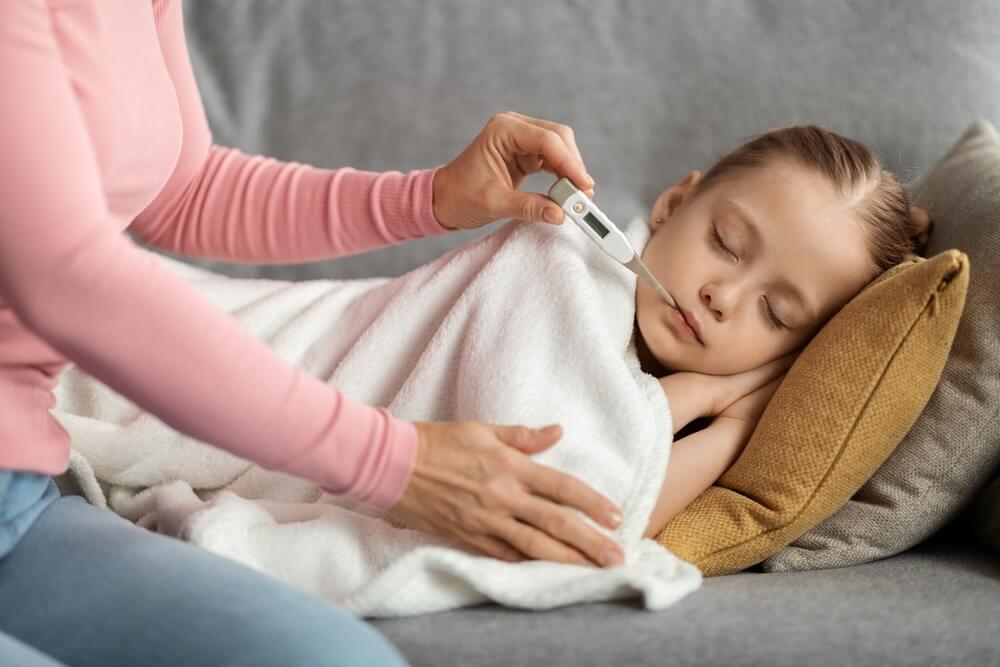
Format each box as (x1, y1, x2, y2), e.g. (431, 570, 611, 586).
(0, 470, 410, 667)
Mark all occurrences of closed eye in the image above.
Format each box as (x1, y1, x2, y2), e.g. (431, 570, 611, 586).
(762, 297, 787, 329)
(713, 224, 787, 330)
(711, 226, 737, 262)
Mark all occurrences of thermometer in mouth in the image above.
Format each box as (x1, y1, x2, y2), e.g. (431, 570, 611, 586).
(547, 177, 678, 309)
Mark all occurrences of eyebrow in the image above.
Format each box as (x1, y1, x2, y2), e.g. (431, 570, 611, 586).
(722, 199, 819, 324)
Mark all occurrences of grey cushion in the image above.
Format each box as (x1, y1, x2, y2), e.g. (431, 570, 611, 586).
(761, 119, 1000, 572)
(370, 532, 1000, 667)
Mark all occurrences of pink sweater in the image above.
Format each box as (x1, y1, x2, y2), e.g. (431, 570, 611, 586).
(0, 0, 451, 509)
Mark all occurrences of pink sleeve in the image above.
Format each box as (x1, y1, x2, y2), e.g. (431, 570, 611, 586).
(133, 149, 450, 262)
(131, 2, 452, 262)
(0, 0, 439, 509)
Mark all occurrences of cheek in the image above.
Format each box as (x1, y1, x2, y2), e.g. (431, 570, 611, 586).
(645, 229, 703, 286)
(645, 228, 704, 282)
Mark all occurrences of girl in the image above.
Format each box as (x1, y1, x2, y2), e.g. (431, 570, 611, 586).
(621, 125, 931, 539)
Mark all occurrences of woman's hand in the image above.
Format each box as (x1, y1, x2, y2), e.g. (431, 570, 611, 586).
(384, 420, 626, 569)
(431, 111, 596, 231)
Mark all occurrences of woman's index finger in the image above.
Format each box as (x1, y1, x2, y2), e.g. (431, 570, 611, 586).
(524, 458, 622, 530)
(506, 120, 593, 194)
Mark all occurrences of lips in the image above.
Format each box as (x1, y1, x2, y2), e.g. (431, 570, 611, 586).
(667, 298, 703, 345)
(679, 308, 703, 344)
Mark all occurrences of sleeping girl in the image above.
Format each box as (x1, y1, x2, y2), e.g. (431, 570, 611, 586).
(51, 123, 932, 614)
(632, 124, 930, 540)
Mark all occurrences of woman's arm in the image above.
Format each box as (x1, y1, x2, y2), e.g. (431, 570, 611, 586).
(0, 0, 415, 509)
(130, 0, 451, 264)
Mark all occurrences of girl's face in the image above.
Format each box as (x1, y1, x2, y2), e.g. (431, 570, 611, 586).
(635, 160, 874, 376)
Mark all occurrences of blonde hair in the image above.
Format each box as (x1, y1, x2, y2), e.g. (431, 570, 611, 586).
(690, 125, 932, 278)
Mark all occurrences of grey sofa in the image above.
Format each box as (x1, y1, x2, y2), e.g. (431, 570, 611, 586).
(161, 2, 1000, 664)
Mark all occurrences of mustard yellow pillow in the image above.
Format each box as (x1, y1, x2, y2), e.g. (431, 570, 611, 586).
(654, 249, 970, 576)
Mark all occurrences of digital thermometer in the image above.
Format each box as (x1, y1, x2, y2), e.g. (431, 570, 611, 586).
(547, 177, 678, 309)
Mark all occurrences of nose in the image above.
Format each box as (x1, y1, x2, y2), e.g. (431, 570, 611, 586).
(700, 283, 731, 321)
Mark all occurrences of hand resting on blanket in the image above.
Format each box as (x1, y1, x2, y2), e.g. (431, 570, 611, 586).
(386, 420, 626, 569)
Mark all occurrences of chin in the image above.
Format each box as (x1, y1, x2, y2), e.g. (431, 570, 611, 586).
(636, 316, 682, 372)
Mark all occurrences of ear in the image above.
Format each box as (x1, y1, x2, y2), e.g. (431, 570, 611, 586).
(649, 170, 702, 231)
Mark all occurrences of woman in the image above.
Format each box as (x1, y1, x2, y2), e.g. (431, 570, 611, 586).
(0, 1, 623, 665)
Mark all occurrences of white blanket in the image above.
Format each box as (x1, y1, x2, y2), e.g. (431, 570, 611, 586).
(52, 214, 702, 618)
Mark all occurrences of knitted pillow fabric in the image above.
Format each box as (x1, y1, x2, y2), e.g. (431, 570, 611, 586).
(654, 248, 969, 577)
(760, 118, 999, 572)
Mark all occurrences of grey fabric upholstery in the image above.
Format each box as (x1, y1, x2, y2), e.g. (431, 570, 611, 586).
(169, 1, 1000, 664)
(169, 0, 1000, 283)
(371, 529, 999, 667)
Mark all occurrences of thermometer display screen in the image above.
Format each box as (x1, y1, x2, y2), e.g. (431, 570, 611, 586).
(582, 211, 609, 238)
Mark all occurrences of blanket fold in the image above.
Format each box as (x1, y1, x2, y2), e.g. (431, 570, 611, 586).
(53, 214, 703, 617)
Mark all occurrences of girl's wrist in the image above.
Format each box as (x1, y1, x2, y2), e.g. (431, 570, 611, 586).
(658, 371, 718, 434)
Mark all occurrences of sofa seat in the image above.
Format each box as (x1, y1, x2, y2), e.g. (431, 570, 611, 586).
(372, 530, 1000, 667)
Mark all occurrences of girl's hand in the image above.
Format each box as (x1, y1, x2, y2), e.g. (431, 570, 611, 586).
(706, 351, 798, 417)
(717, 373, 785, 424)
(657, 351, 797, 435)
(431, 111, 596, 231)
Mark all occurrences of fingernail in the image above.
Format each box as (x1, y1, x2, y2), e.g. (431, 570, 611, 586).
(543, 208, 561, 224)
(540, 424, 561, 436)
(603, 549, 623, 567)
(606, 509, 622, 528)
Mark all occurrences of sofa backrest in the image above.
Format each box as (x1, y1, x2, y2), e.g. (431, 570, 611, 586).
(179, 0, 1000, 280)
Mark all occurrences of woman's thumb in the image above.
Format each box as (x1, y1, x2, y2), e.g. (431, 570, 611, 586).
(504, 191, 565, 225)
(495, 423, 563, 453)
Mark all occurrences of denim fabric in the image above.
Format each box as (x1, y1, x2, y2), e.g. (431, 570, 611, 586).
(0, 484, 410, 667)
(0, 470, 60, 561)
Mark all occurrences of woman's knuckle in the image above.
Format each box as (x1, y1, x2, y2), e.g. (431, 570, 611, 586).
(541, 128, 561, 149)
(550, 475, 572, 500)
(519, 534, 541, 558)
(549, 510, 572, 535)
(482, 478, 509, 505)
(458, 502, 490, 528)
(491, 450, 516, 476)
(445, 500, 467, 526)
(516, 199, 534, 220)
